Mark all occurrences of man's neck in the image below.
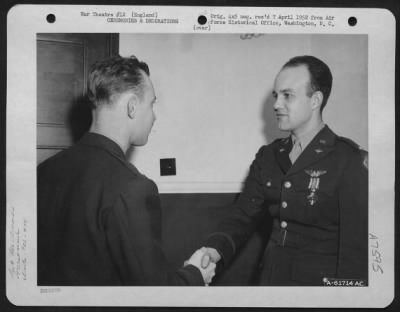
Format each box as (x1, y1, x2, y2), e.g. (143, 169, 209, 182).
(291, 117, 325, 148)
(89, 123, 129, 155)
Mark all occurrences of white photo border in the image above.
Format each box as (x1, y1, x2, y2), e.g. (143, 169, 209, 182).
(6, 5, 395, 307)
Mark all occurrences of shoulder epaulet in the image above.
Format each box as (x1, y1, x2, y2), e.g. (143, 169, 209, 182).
(337, 136, 363, 150)
(338, 136, 368, 169)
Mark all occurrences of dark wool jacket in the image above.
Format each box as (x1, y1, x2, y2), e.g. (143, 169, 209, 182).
(38, 133, 203, 286)
(206, 126, 368, 286)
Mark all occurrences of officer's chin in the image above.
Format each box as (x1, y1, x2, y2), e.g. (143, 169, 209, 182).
(277, 123, 290, 131)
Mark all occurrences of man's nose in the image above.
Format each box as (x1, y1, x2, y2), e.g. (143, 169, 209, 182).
(273, 96, 282, 110)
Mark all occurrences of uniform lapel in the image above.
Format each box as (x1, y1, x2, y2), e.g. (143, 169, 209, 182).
(286, 126, 336, 177)
(274, 137, 293, 174)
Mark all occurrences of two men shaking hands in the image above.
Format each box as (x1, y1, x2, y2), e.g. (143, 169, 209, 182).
(38, 54, 368, 287)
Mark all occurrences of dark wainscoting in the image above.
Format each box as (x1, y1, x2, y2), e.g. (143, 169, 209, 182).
(160, 193, 273, 286)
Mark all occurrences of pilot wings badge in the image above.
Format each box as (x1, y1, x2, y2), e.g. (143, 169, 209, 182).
(305, 170, 327, 205)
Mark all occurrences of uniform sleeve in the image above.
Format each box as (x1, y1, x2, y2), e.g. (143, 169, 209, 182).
(103, 178, 204, 286)
(205, 146, 269, 265)
(337, 150, 368, 281)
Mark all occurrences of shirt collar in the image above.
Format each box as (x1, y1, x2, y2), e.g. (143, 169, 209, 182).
(291, 122, 326, 151)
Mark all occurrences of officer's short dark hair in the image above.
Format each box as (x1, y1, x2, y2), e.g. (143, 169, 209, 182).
(282, 55, 332, 112)
(88, 55, 150, 107)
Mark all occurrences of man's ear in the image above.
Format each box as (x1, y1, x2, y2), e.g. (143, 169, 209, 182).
(127, 94, 139, 119)
(311, 91, 323, 111)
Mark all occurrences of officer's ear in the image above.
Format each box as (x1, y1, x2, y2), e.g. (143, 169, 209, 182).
(127, 93, 139, 119)
(311, 91, 323, 111)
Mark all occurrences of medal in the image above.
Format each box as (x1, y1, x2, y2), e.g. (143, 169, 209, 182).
(305, 170, 327, 205)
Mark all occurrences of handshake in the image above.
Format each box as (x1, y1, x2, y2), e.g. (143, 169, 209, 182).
(184, 247, 221, 285)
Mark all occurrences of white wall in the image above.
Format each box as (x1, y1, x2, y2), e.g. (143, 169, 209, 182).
(119, 34, 367, 192)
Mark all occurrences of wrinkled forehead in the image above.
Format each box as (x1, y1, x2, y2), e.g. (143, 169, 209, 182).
(274, 65, 311, 91)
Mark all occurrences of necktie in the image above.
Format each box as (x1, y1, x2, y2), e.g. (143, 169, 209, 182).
(289, 140, 302, 164)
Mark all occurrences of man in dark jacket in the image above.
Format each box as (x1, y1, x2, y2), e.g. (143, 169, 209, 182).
(38, 55, 215, 286)
(201, 55, 368, 286)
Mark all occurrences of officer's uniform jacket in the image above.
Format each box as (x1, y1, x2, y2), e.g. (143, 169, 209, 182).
(206, 125, 368, 286)
(38, 133, 204, 286)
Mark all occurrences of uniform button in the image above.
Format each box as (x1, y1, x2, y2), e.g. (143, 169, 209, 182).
(281, 221, 288, 229)
(266, 181, 272, 187)
(281, 201, 288, 209)
(284, 181, 292, 189)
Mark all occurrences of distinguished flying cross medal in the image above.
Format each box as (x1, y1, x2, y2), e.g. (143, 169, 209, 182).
(305, 170, 327, 205)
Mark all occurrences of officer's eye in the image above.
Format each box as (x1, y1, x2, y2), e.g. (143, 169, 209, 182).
(272, 92, 277, 99)
(283, 93, 291, 99)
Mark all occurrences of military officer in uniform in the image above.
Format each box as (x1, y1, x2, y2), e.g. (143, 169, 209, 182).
(200, 55, 368, 286)
(38, 55, 216, 286)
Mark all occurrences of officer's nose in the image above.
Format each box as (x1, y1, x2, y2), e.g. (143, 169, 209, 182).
(273, 95, 283, 111)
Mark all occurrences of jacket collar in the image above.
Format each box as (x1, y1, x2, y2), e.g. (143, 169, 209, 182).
(78, 132, 126, 160)
(274, 125, 337, 176)
(274, 136, 293, 174)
